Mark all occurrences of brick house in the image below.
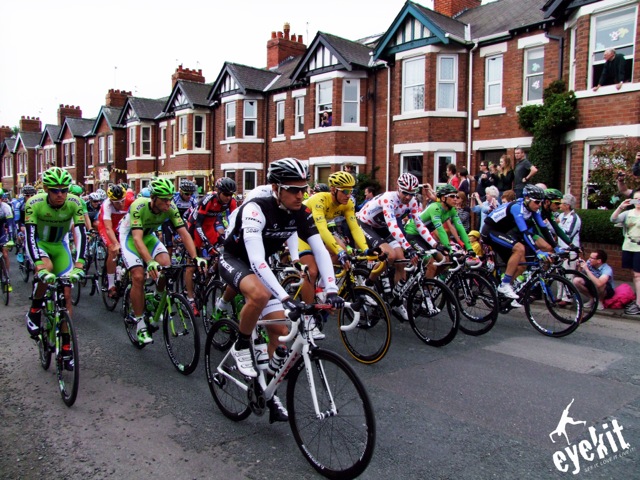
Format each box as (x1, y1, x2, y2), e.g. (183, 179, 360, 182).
(0, 136, 16, 193)
(36, 124, 61, 183)
(56, 116, 94, 187)
(5, 116, 43, 193)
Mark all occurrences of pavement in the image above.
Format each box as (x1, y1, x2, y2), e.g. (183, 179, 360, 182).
(586, 279, 640, 320)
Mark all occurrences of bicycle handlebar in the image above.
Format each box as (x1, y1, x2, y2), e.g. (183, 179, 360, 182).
(277, 301, 361, 342)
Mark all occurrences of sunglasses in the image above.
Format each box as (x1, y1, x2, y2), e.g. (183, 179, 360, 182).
(280, 184, 308, 194)
(337, 188, 353, 195)
(180, 192, 193, 197)
(551, 201, 562, 205)
(529, 199, 542, 204)
(400, 190, 416, 197)
(50, 188, 69, 194)
(444, 193, 458, 199)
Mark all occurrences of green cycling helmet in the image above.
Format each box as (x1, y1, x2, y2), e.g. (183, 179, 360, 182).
(69, 184, 83, 196)
(149, 177, 175, 198)
(42, 167, 73, 187)
(436, 183, 458, 197)
(544, 188, 563, 201)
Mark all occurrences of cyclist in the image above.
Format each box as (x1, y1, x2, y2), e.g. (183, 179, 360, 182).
(356, 173, 440, 320)
(297, 171, 370, 338)
(118, 178, 206, 345)
(313, 183, 330, 193)
(161, 179, 198, 257)
(98, 183, 136, 297)
(24, 167, 87, 369)
(16, 185, 37, 263)
(86, 192, 103, 229)
(221, 158, 343, 422)
(481, 184, 560, 299)
(0, 188, 16, 281)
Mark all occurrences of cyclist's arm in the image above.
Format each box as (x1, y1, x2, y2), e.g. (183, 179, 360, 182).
(307, 234, 339, 294)
(548, 215, 572, 245)
(71, 196, 87, 266)
(533, 211, 558, 248)
(286, 233, 300, 262)
(343, 203, 369, 251)
(308, 197, 342, 254)
(449, 212, 473, 250)
(175, 225, 199, 261)
(194, 203, 212, 245)
(381, 202, 413, 250)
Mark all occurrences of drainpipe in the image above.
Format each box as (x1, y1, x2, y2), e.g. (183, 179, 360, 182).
(545, 32, 564, 80)
(385, 62, 391, 191)
(371, 69, 378, 181)
(467, 40, 478, 173)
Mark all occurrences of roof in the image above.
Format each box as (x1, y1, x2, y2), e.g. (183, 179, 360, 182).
(266, 55, 305, 92)
(59, 118, 95, 140)
(129, 97, 166, 120)
(412, 2, 468, 40)
(542, 0, 598, 20)
(457, 0, 548, 39)
(17, 131, 42, 149)
(89, 106, 124, 135)
(163, 80, 213, 115)
(227, 63, 278, 92)
(40, 124, 61, 146)
(2, 138, 16, 153)
(318, 32, 373, 68)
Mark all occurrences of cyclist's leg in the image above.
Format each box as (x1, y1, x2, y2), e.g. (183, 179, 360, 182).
(298, 239, 317, 304)
(49, 241, 74, 316)
(148, 238, 171, 294)
(26, 250, 53, 338)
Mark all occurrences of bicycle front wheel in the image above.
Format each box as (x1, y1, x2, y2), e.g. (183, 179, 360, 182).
(38, 324, 52, 370)
(338, 286, 391, 364)
(204, 319, 252, 421)
(524, 274, 582, 338)
(449, 271, 498, 336)
(407, 278, 460, 347)
(71, 278, 82, 306)
(57, 312, 80, 407)
(101, 268, 118, 311)
(163, 293, 200, 375)
(202, 279, 227, 335)
(1, 261, 10, 305)
(122, 285, 145, 350)
(563, 269, 597, 323)
(20, 260, 31, 283)
(287, 348, 375, 479)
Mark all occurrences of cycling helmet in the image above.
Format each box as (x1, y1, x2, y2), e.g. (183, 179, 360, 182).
(523, 184, 545, 200)
(397, 173, 419, 193)
(119, 182, 129, 190)
(69, 184, 83, 196)
(314, 183, 330, 193)
(328, 171, 355, 188)
(22, 185, 37, 196)
(140, 187, 151, 198)
(42, 167, 73, 187)
(436, 183, 458, 197)
(108, 184, 125, 201)
(544, 188, 563, 201)
(266, 157, 309, 184)
(95, 188, 107, 201)
(215, 177, 237, 195)
(149, 177, 175, 198)
(179, 180, 197, 194)
(88, 192, 102, 202)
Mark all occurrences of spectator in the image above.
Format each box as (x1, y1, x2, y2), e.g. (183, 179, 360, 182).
(496, 154, 514, 197)
(455, 191, 471, 232)
(356, 186, 375, 212)
(475, 161, 494, 201)
(610, 193, 640, 314)
(556, 193, 582, 306)
(458, 168, 470, 196)
(467, 230, 484, 258)
(573, 250, 615, 311)
(447, 163, 460, 189)
(320, 111, 332, 127)
(592, 48, 625, 91)
(616, 151, 640, 198)
(501, 189, 516, 203)
(513, 148, 538, 198)
(343, 162, 356, 174)
(471, 186, 499, 231)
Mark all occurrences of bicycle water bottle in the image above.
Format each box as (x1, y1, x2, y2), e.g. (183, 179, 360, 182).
(381, 275, 392, 294)
(267, 345, 288, 375)
(254, 334, 269, 371)
(115, 265, 123, 282)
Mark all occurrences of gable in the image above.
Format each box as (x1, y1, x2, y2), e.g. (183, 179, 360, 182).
(219, 71, 241, 95)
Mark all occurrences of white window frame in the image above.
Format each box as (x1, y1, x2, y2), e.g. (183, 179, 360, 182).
(436, 54, 457, 111)
(294, 96, 304, 135)
(276, 101, 285, 137)
(225, 102, 236, 139)
(523, 47, 544, 104)
(434, 152, 455, 186)
(161, 127, 167, 156)
(243, 170, 257, 191)
(3, 156, 12, 177)
(87, 141, 94, 168)
(316, 80, 333, 127)
(402, 56, 425, 113)
(107, 135, 113, 163)
(64, 143, 70, 167)
(129, 126, 136, 157)
(99, 136, 105, 164)
(141, 126, 151, 155)
(172, 121, 178, 153)
(179, 116, 188, 150)
(194, 114, 205, 149)
(401, 153, 423, 185)
(244, 100, 257, 138)
(342, 79, 359, 124)
(485, 54, 503, 108)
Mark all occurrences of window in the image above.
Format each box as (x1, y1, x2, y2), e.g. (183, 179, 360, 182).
(485, 55, 503, 108)
(317, 80, 333, 126)
(315, 165, 331, 184)
(173, 122, 178, 153)
(402, 56, 425, 113)
(129, 127, 136, 157)
(401, 154, 423, 185)
(591, 6, 636, 88)
(71, 143, 75, 166)
(18, 153, 25, 173)
(225, 102, 236, 139)
(194, 115, 205, 149)
(295, 96, 304, 134)
(276, 101, 285, 137)
(179, 116, 188, 150)
(142, 127, 151, 155)
(343, 79, 359, 124)
(437, 55, 457, 110)
(3, 156, 11, 176)
(193, 176, 205, 195)
(244, 170, 257, 191)
(244, 100, 257, 137)
(482, 150, 505, 167)
(64, 143, 70, 167)
(38, 152, 44, 173)
(435, 152, 454, 185)
(87, 142, 93, 167)
(44, 149, 50, 170)
(99, 137, 105, 163)
(161, 127, 167, 156)
(226, 170, 236, 185)
(524, 47, 544, 103)
(107, 135, 113, 163)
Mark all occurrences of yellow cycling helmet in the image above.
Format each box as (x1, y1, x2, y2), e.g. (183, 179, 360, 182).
(328, 171, 355, 188)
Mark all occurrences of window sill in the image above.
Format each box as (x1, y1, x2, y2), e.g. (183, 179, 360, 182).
(271, 136, 286, 143)
(174, 149, 211, 155)
(308, 126, 367, 134)
(478, 107, 506, 117)
(291, 134, 306, 141)
(574, 82, 640, 98)
(126, 156, 156, 161)
(393, 110, 467, 121)
(220, 138, 265, 145)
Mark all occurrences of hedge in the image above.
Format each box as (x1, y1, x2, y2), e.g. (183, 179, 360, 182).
(575, 208, 623, 245)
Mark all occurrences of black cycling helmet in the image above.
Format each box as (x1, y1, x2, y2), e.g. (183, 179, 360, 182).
(544, 188, 563, 201)
(267, 157, 309, 184)
(179, 180, 197, 194)
(215, 177, 237, 195)
(436, 183, 458, 197)
(22, 185, 37, 196)
(107, 184, 125, 201)
(523, 184, 545, 200)
(314, 183, 330, 193)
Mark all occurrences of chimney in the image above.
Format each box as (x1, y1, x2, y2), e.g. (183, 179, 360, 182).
(19, 116, 42, 133)
(0, 126, 12, 145)
(171, 65, 206, 88)
(434, 0, 481, 17)
(105, 89, 132, 108)
(57, 104, 83, 126)
(267, 22, 307, 69)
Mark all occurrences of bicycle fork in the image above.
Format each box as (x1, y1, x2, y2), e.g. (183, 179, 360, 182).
(303, 351, 338, 420)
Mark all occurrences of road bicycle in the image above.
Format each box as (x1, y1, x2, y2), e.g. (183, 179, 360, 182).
(101, 253, 129, 311)
(122, 265, 200, 375)
(36, 276, 80, 407)
(0, 245, 11, 305)
(72, 230, 107, 306)
(204, 300, 375, 479)
(15, 231, 34, 283)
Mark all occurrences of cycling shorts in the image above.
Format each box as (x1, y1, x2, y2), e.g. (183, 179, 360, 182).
(121, 232, 168, 270)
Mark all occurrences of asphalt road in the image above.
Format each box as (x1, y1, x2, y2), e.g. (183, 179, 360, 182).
(1, 269, 638, 479)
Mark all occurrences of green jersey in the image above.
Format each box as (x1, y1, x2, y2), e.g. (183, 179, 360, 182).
(405, 201, 471, 250)
(119, 197, 185, 237)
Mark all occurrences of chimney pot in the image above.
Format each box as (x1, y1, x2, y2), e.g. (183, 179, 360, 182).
(277, 31, 283, 38)
(271, 31, 277, 39)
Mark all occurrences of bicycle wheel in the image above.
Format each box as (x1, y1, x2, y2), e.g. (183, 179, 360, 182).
(101, 268, 118, 311)
(71, 277, 82, 306)
(287, 348, 376, 479)
(203, 280, 227, 334)
(57, 312, 79, 407)
(563, 269, 597, 323)
(449, 271, 498, 336)
(407, 278, 460, 347)
(524, 274, 582, 338)
(338, 286, 391, 364)
(1, 261, 9, 305)
(122, 285, 145, 350)
(204, 319, 251, 421)
(20, 258, 31, 283)
(94, 242, 107, 277)
(38, 323, 52, 371)
(163, 293, 200, 375)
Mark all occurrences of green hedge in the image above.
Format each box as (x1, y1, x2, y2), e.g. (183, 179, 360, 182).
(575, 208, 623, 244)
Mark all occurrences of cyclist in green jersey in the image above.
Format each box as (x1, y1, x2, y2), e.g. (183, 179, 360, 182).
(118, 178, 206, 345)
(24, 167, 88, 346)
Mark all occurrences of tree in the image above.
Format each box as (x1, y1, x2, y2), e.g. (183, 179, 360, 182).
(518, 80, 578, 187)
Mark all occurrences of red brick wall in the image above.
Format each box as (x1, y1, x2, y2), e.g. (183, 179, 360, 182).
(434, 0, 481, 17)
